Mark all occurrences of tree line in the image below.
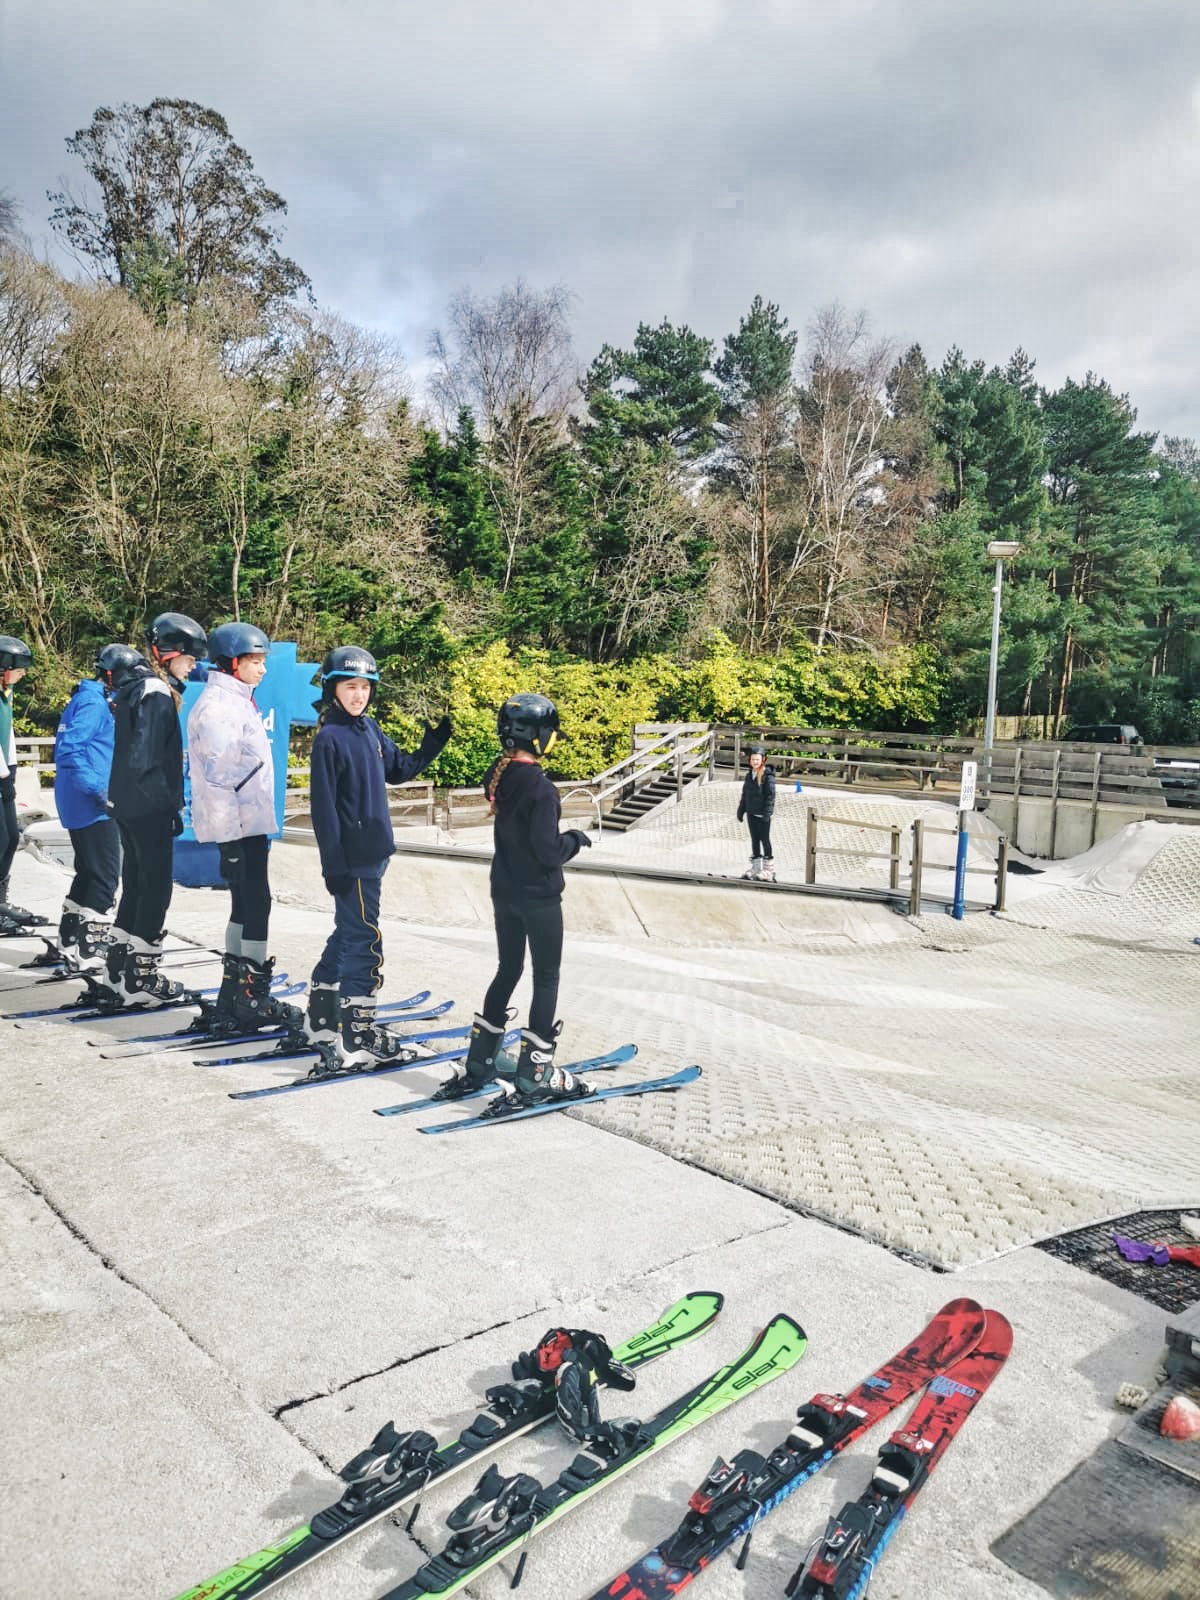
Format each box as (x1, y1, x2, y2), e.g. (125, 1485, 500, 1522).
(2, 98, 1198, 743)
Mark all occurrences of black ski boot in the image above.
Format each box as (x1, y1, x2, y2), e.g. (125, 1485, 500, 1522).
(0, 876, 45, 931)
(80, 930, 132, 1007)
(232, 956, 302, 1032)
(434, 1013, 517, 1101)
(505, 1024, 590, 1106)
(72, 915, 114, 971)
(116, 934, 192, 1008)
(58, 903, 86, 959)
(542, 1330, 641, 1456)
(335, 996, 417, 1071)
(303, 982, 340, 1045)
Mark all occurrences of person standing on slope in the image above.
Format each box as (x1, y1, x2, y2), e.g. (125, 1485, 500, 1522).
(308, 645, 451, 1065)
(737, 744, 777, 882)
(0, 634, 36, 933)
(100, 612, 208, 1006)
(186, 621, 302, 1036)
(49, 644, 141, 966)
(440, 693, 593, 1105)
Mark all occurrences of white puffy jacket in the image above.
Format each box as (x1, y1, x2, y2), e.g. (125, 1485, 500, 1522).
(186, 670, 277, 843)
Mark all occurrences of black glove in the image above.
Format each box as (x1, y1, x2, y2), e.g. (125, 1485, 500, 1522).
(415, 714, 453, 767)
(218, 841, 246, 885)
(737, 807, 745, 822)
(567, 829, 592, 851)
(324, 874, 353, 897)
(170, 812, 184, 837)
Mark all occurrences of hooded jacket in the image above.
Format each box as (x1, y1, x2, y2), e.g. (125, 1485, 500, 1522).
(737, 764, 776, 822)
(108, 664, 183, 821)
(309, 704, 445, 879)
(186, 669, 276, 843)
(53, 678, 114, 830)
(485, 755, 584, 903)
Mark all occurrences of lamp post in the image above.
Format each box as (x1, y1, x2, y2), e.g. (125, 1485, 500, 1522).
(983, 539, 1021, 793)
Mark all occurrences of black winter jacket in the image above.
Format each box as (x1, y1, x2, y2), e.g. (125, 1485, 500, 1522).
(109, 666, 183, 821)
(737, 765, 776, 822)
(310, 704, 446, 878)
(486, 756, 583, 904)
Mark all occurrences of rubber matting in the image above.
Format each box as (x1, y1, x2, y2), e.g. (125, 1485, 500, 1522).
(1035, 1208, 1200, 1314)
(993, 1443, 1200, 1598)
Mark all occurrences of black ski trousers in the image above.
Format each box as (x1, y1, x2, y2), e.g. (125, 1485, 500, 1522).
(0, 788, 17, 889)
(222, 834, 271, 944)
(67, 819, 121, 914)
(747, 815, 773, 860)
(114, 812, 175, 943)
(483, 893, 563, 1040)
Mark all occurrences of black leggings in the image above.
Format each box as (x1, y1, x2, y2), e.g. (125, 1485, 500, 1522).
(115, 814, 175, 943)
(227, 835, 271, 944)
(68, 820, 121, 914)
(747, 815, 773, 859)
(483, 895, 563, 1040)
(0, 789, 17, 888)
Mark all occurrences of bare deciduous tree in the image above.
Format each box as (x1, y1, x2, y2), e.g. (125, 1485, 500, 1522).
(430, 280, 576, 588)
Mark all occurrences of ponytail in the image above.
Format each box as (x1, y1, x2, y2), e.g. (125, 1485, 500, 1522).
(487, 751, 515, 813)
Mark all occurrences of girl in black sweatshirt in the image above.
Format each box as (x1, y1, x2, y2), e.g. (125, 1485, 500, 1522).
(440, 692, 593, 1106)
(737, 744, 777, 881)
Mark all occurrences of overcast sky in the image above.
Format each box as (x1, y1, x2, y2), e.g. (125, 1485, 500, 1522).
(3, 0, 1199, 436)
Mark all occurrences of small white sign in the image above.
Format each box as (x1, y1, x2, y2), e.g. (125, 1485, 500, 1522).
(958, 759, 978, 812)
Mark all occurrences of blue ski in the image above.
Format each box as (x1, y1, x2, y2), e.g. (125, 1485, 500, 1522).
(8, 976, 225, 1023)
(418, 1065, 702, 1134)
(95, 993, 443, 1058)
(228, 1031, 515, 1101)
(199, 1021, 471, 1070)
(374, 1044, 639, 1118)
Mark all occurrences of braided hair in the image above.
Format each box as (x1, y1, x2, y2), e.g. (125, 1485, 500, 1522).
(486, 751, 516, 813)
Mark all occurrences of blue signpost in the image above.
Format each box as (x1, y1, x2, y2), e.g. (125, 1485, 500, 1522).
(951, 759, 978, 921)
(173, 641, 321, 887)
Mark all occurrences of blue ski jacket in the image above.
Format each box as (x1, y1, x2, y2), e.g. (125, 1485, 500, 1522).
(53, 678, 114, 830)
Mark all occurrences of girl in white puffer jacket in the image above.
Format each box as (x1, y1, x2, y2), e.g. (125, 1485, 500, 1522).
(186, 621, 301, 1035)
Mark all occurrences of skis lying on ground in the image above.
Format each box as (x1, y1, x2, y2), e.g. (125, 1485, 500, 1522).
(0, 948, 216, 994)
(417, 1066, 701, 1135)
(373, 1044, 639, 1117)
(227, 1028, 499, 1098)
(372, 1312, 806, 1600)
(788, 1309, 1013, 1599)
(169, 1290, 725, 1600)
(94, 993, 442, 1057)
(6, 974, 230, 1023)
(584, 1297, 989, 1600)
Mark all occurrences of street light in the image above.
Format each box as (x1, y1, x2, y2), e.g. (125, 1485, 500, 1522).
(983, 540, 1021, 775)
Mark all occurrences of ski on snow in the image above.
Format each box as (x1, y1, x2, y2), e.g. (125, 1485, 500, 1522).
(787, 1309, 1013, 1599)
(227, 1028, 505, 1098)
(416, 1066, 701, 1134)
(94, 993, 444, 1057)
(169, 1291, 725, 1600)
(372, 1311, 807, 1600)
(584, 1297, 989, 1600)
(373, 1044, 639, 1117)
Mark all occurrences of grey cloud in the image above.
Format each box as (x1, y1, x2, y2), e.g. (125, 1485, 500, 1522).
(3, 0, 1198, 432)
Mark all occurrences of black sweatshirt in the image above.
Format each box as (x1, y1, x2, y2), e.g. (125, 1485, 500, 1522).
(109, 666, 183, 820)
(738, 765, 776, 821)
(486, 756, 583, 903)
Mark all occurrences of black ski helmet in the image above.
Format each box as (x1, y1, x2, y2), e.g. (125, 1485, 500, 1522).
(144, 612, 208, 663)
(94, 643, 145, 688)
(208, 621, 270, 673)
(320, 645, 380, 707)
(497, 692, 560, 757)
(0, 635, 32, 672)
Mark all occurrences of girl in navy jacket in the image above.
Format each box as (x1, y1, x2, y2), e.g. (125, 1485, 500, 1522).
(308, 645, 450, 1065)
(737, 745, 777, 881)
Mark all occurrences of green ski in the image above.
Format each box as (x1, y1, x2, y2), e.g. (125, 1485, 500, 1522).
(374, 1312, 807, 1600)
(168, 1292, 724, 1600)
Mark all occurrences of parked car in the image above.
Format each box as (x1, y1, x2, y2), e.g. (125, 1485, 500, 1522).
(1062, 723, 1143, 746)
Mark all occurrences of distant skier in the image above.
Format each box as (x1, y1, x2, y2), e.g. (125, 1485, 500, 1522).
(308, 645, 451, 1065)
(50, 644, 141, 966)
(0, 633, 37, 933)
(737, 744, 776, 882)
(186, 620, 301, 1035)
(440, 692, 593, 1105)
(99, 611, 208, 1006)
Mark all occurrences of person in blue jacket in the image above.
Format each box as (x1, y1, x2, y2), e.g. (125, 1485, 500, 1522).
(308, 645, 451, 1066)
(51, 644, 141, 966)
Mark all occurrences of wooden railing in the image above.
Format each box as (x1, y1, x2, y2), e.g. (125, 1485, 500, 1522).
(284, 768, 436, 827)
(803, 808, 1009, 913)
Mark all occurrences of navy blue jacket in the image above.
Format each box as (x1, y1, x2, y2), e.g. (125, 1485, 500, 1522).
(310, 705, 439, 878)
(737, 765, 776, 821)
(54, 678, 114, 829)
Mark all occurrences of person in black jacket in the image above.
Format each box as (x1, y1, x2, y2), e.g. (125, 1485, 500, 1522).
(737, 744, 777, 882)
(438, 692, 593, 1107)
(99, 612, 207, 1006)
(308, 645, 451, 1066)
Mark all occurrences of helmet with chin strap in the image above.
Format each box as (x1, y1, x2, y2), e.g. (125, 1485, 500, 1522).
(497, 693, 559, 757)
(320, 645, 380, 709)
(144, 612, 208, 664)
(208, 621, 270, 673)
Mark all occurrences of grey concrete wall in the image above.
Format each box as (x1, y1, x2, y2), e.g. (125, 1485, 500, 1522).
(985, 794, 1162, 858)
